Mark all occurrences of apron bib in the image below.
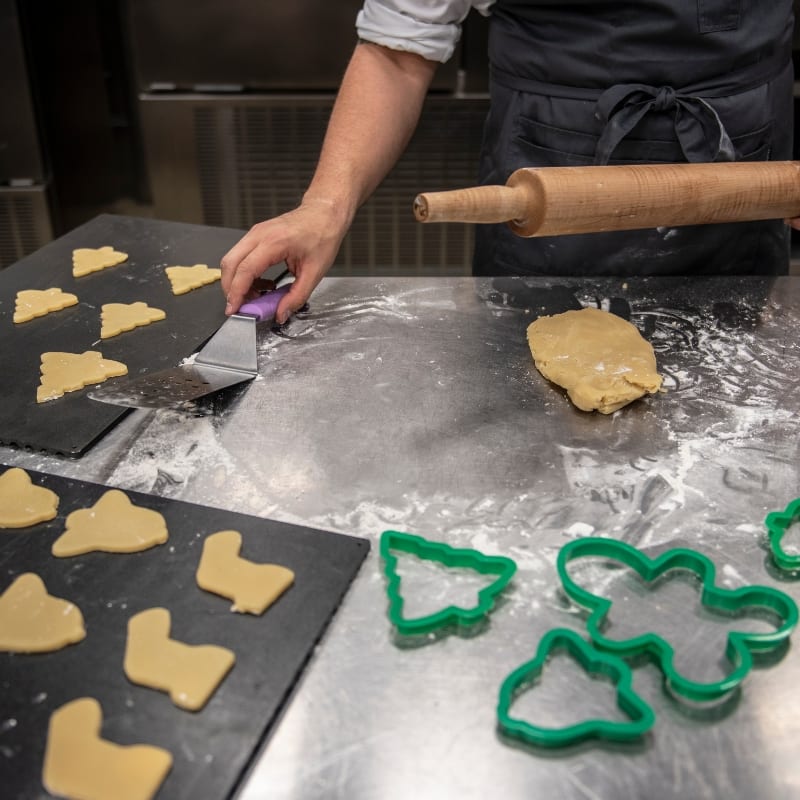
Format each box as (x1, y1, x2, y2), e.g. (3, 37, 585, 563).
(474, 0, 794, 276)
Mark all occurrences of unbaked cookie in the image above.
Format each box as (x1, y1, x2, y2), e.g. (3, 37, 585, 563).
(72, 246, 128, 278)
(196, 530, 294, 615)
(37, 350, 128, 403)
(0, 467, 59, 528)
(527, 307, 662, 414)
(0, 573, 85, 653)
(14, 288, 78, 324)
(52, 489, 168, 557)
(42, 697, 172, 800)
(165, 264, 222, 295)
(100, 302, 166, 339)
(124, 608, 235, 711)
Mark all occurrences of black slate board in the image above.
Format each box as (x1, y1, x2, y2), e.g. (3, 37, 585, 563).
(0, 215, 247, 456)
(0, 465, 370, 800)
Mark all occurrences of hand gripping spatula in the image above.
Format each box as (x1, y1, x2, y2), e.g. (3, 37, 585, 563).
(89, 286, 290, 410)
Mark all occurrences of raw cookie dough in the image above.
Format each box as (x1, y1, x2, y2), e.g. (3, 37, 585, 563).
(100, 301, 166, 339)
(526, 307, 662, 414)
(165, 264, 222, 295)
(52, 489, 168, 557)
(72, 246, 128, 278)
(37, 350, 128, 403)
(0, 467, 59, 528)
(196, 530, 294, 614)
(0, 573, 85, 653)
(14, 288, 78, 324)
(124, 608, 235, 711)
(42, 697, 172, 800)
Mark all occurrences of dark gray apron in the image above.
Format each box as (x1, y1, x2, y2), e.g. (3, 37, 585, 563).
(474, 0, 795, 276)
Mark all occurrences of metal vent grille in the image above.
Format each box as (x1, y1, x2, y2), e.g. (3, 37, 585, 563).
(192, 97, 488, 275)
(0, 189, 53, 269)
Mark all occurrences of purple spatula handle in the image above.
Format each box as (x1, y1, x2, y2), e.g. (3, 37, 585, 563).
(238, 285, 292, 321)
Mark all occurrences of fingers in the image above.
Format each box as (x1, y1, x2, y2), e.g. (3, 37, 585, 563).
(220, 228, 260, 295)
(219, 202, 347, 318)
(223, 237, 287, 315)
(274, 269, 320, 325)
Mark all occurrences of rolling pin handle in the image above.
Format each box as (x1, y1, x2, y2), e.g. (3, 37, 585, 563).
(413, 184, 532, 226)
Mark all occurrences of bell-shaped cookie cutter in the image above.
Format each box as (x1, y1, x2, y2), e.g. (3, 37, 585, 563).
(380, 530, 517, 636)
(557, 536, 798, 703)
(766, 498, 800, 572)
(497, 627, 655, 747)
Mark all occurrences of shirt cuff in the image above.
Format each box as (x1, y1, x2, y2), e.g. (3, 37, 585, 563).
(356, 0, 464, 63)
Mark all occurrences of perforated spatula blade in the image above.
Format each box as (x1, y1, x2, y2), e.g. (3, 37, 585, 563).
(88, 286, 289, 410)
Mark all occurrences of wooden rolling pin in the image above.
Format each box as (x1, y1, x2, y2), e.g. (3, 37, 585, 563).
(412, 161, 800, 237)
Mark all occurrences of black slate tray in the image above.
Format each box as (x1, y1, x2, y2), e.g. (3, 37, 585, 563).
(0, 215, 247, 456)
(0, 465, 370, 800)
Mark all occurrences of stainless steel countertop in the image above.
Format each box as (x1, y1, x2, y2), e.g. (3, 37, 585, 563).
(4, 275, 800, 800)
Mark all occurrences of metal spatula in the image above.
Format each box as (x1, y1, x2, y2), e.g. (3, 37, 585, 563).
(89, 286, 290, 410)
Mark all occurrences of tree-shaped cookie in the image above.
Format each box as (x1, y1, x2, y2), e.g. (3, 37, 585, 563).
(497, 628, 655, 747)
(380, 530, 517, 636)
(14, 288, 78, 324)
(196, 530, 294, 614)
(37, 350, 128, 403)
(124, 608, 235, 711)
(0, 573, 85, 653)
(100, 302, 166, 339)
(0, 467, 59, 528)
(165, 264, 222, 295)
(72, 246, 128, 278)
(52, 489, 168, 557)
(42, 698, 172, 800)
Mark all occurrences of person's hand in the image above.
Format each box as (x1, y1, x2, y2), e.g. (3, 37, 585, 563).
(787, 218, 800, 232)
(220, 199, 349, 324)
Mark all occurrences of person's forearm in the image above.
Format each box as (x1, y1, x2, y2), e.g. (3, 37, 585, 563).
(302, 42, 438, 227)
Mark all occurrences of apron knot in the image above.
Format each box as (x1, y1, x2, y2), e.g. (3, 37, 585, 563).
(594, 83, 736, 165)
(653, 86, 677, 112)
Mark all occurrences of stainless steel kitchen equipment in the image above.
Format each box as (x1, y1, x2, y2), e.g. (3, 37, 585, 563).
(89, 286, 290, 409)
(3, 218, 800, 797)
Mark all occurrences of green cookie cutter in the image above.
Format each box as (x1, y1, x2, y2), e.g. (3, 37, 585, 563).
(497, 627, 655, 748)
(557, 536, 798, 704)
(380, 530, 517, 636)
(766, 498, 800, 572)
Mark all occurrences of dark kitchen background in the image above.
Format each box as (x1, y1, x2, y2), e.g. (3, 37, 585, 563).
(1, 0, 799, 274)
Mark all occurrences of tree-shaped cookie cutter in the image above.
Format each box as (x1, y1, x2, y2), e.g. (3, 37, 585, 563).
(766, 498, 800, 572)
(380, 530, 517, 636)
(557, 537, 798, 703)
(497, 627, 655, 747)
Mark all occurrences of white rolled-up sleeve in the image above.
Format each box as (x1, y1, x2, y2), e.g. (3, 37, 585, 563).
(356, 0, 494, 63)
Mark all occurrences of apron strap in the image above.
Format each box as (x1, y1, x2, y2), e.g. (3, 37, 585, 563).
(594, 83, 737, 165)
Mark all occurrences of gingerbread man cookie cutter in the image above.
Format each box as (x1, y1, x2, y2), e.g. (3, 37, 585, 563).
(557, 537, 798, 703)
(766, 498, 800, 572)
